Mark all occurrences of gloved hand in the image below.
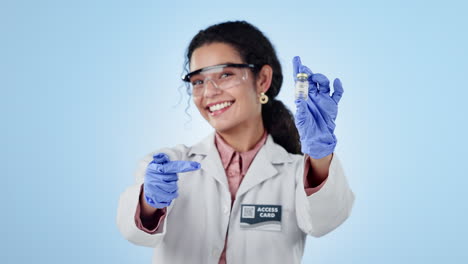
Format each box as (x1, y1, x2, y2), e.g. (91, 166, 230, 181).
(144, 153, 201, 209)
(292, 56, 344, 159)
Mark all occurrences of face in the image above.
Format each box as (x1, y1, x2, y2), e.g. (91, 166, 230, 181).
(189, 42, 272, 133)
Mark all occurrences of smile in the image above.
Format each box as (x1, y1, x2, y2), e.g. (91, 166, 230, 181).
(206, 100, 235, 116)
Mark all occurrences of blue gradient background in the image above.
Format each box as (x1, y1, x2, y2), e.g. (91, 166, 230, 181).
(1, 0, 467, 263)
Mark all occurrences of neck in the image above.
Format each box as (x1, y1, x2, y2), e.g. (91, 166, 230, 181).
(216, 116, 266, 152)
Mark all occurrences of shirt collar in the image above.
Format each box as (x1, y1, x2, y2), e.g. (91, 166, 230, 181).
(214, 131, 268, 173)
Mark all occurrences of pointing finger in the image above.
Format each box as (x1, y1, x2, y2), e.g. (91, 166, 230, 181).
(158, 161, 201, 174)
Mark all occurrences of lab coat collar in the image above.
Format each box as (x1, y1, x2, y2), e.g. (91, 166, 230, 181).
(188, 132, 294, 198)
(188, 131, 293, 164)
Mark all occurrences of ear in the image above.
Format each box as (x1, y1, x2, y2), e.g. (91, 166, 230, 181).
(255, 65, 273, 94)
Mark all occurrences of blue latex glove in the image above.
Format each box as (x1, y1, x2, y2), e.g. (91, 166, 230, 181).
(292, 56, 344, 159)
(144, 153, 201, 209)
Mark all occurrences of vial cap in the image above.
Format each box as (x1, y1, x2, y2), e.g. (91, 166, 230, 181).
(296, 73, 309, 78)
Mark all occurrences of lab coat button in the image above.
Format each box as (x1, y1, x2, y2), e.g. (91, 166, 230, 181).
(223, 206, 229, 214)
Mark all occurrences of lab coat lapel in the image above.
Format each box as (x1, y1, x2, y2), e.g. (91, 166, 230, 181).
(188, 133, 294, 197)
(188, 132, 229, 191)
(235, 134, 293, 199)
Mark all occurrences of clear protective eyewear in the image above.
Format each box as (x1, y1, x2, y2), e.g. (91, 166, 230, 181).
(182, 63, 257, 96)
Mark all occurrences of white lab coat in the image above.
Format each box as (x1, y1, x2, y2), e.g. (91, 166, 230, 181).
(117, 132, 355, 264)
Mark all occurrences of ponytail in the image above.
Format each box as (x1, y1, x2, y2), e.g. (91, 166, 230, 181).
(262, 99, 301, 154)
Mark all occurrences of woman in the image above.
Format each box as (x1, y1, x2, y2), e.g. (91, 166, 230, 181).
(117, 20, 355, 264)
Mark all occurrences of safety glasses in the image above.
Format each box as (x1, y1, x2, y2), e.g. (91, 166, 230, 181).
(182, 63, 257, 96)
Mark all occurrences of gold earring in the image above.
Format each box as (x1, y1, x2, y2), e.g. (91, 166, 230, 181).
(259, 92, 269, 104)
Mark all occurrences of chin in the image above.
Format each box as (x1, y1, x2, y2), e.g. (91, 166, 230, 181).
(210, 121, 238, 133)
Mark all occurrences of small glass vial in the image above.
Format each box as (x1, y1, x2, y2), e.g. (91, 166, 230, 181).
(295, 73, 309, 100)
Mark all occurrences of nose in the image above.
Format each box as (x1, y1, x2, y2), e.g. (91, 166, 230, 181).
(203, 78, 221, 97)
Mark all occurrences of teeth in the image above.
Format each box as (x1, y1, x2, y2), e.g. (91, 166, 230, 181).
(209, 101, 233, 112)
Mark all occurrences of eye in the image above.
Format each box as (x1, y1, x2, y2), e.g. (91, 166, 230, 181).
(220, 72, 233, 79)
(191, 79, 203, 86)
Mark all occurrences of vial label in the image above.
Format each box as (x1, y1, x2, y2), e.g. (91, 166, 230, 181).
(295, 81, 309, 100)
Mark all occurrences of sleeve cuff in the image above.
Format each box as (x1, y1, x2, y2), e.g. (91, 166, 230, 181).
(303, 154, 328, 196)
(134, 184, 167, 234)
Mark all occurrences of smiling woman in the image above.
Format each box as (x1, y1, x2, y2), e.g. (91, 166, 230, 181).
(117, 20, 355, 264)
(187, 42, 274, 148)
(184, 23, 302, 154)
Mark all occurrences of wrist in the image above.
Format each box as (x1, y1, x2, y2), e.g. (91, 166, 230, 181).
(301, 141, 336, 159)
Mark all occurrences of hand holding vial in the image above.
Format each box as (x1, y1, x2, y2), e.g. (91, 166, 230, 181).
(292, 56, 344, 159)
